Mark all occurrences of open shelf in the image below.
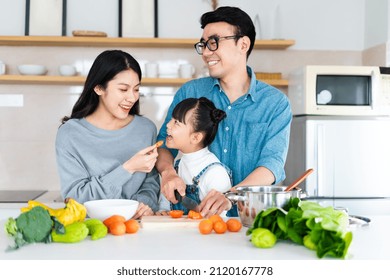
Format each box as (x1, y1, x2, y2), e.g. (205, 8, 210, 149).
(0, 75, 288, 87)
(0, 36, 292, 88)
(0, 36, 295, 49)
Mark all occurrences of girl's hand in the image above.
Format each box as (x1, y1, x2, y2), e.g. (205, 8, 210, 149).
(123, 144, 158, 173)
(160, 168, 186, 203)
(132, 202, 154, 219)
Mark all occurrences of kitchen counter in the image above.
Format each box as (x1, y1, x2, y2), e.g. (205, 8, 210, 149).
(0, 203, 389, 260)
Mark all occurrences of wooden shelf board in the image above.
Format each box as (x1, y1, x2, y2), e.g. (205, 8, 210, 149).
(259, 79, 288, 87)
(0, 75, 288, 87)
(0, 36, 294, 49)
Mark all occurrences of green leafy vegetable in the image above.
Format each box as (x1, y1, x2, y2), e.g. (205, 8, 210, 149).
(247, 198, 353, 259)
(5, 206, 54, 250)
(251, 228, 277, 248)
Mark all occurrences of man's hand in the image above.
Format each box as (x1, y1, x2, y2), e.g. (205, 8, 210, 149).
(198, 189, 232, 218)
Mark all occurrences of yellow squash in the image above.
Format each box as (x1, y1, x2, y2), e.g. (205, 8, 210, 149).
(21, 198, 87, 226)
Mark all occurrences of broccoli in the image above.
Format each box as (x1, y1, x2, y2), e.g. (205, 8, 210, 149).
(5, 206, 53, 250)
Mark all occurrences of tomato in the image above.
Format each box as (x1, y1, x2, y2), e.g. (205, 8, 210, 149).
(155, 140, 164, 148)
(188, 210, 203, 219)
(109, 221, 126, 235)
(198, 219, 213, 234)
(226, 218, 242, 232)
(103, 215, 126, 228)
(169, 210, 184, 218)
(213, 221, 227, 234)
(209, 214, 223, 225)
(124, 219, 140, 234)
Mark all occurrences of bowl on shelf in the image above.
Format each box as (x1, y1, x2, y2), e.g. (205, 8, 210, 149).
(84, 199, 139, 221)
(58, 65, 77, 76)
(17, 64, 47, 75)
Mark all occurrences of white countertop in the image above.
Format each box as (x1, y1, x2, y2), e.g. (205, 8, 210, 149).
(0, 203, 389, 260)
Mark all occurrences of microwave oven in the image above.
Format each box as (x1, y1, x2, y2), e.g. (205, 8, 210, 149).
(288, 65, 390, 116)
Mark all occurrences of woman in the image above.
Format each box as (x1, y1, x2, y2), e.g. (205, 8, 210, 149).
(55, 50, 160, 219)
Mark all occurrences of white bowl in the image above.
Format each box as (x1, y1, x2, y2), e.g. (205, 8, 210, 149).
(84, 199, 139, 221)
(59, 65, 77, 76)
(18, 64, 47, 75)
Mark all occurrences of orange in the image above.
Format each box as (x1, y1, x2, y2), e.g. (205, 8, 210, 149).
(124, 219, 140, 234)
(213, 220, 227, 234)
(109, 221, 126, 235)
(209, 214, 223, 225)
(198, 219, 213, 235)
(226, 218, 242, 232)
(169, 210, 184, 218)
(103, 215, 126, 228)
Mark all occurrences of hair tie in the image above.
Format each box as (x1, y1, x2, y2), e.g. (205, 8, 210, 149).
(211, 108, 227, 124)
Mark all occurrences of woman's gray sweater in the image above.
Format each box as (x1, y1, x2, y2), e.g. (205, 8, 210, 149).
(55, 115, 160, 211)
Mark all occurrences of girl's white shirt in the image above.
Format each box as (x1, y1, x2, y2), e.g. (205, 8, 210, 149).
(177, 147, 232, 200)
(157, 147, 232, 212)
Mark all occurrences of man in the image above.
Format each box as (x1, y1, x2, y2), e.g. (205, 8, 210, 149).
(156, 6, 292, 218)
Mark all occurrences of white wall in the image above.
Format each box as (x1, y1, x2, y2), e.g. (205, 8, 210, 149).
(364, 0, 388, 49)
(0, 0, 25, 35)
(0, 0, 388, 51)
(159, 0, 367, 50)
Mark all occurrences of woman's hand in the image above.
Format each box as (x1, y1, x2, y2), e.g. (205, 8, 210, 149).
(198, 189, 232, 218)
(154, 210, 170, 216)
(123, 144, 158, 173)
(160, 168, 186, 203)
(132, 202, 154, 219)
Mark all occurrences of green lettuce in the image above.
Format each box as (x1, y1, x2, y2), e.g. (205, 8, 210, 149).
(247, 198, 353, 259)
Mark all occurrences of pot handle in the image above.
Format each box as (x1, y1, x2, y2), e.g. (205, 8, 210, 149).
(224, 191, 246, 203)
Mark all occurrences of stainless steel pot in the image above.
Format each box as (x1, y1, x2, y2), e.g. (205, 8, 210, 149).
(226, 186, 303, 227)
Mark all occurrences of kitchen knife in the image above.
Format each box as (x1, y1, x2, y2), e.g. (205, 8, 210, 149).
(174, 190, 200, 212)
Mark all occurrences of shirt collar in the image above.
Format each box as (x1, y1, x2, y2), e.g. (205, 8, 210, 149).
(246, 66, 258, 102)
(181, 147, 209, 160)
(211, 66, 258, 102)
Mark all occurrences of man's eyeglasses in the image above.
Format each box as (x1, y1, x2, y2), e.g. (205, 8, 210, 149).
(194, 35, 243, 55)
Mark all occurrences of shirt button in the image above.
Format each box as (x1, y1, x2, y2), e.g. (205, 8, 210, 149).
(223, 149, 227, 153)
(225, 127, 229, 131)
(227, 106, 231, 110)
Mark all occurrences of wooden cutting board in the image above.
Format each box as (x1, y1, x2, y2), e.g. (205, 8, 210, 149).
(141, 215, 201, 229)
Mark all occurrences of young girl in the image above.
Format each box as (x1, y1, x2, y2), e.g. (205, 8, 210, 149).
(158, 97, 232, 215)
(55, 50, 160, 219)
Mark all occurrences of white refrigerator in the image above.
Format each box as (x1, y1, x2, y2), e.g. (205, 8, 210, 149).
(285, 115, 390, 216)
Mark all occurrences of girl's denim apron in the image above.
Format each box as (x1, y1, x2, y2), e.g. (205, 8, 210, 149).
(170, 160, 238, 217)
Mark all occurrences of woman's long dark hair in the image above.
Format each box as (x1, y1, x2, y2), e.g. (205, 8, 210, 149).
(172, 97, 226, 147)
(61, 50, 142, 124)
